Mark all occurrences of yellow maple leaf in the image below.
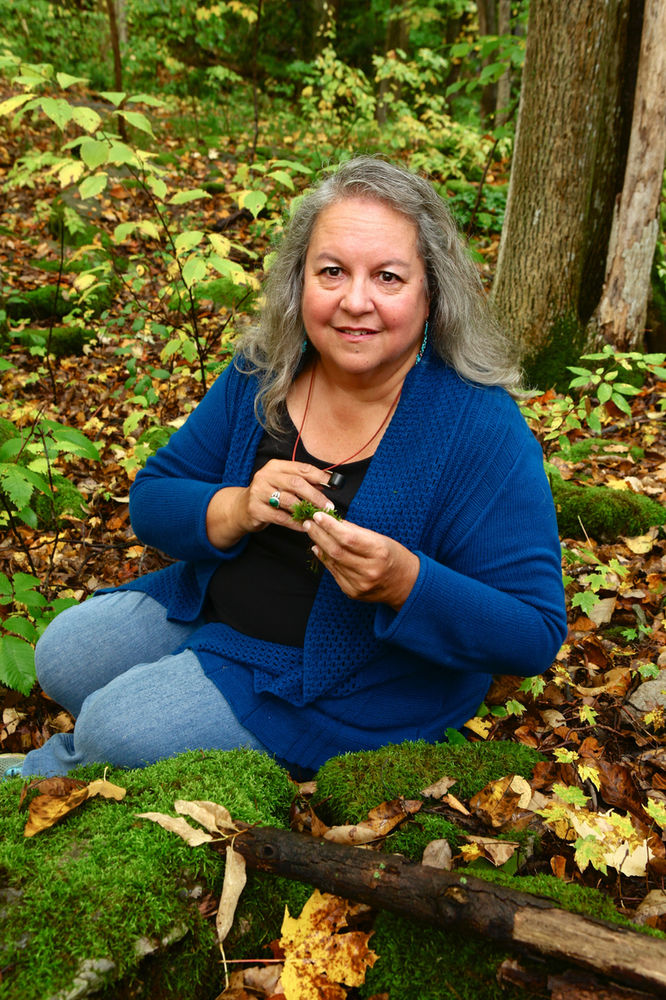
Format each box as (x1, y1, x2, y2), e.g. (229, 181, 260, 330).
(280, 890, 377, 1000)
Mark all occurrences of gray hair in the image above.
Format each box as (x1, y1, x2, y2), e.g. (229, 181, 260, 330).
(237, 155, 521, 432)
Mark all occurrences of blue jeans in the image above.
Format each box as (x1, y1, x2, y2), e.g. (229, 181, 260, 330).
(21, 591, 267, 778)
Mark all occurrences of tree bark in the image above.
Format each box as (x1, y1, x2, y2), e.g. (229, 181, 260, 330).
(218, 825, 666, 996)
(495, 0, 511, 127)
(589, 0, 666, 350)
(491, 0, 643, 357)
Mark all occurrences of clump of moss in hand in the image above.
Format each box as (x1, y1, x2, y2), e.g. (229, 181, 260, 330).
(290, 499, 342, 523)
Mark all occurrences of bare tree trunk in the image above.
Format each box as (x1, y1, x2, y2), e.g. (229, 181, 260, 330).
(589, 0, 666, 350)
(491, 0, 643, 358)
(477, 0, 497, 123)
(495, 0, 511, 126)
(115, 0, 127, 46)
(105, 0, 123, 93)
(377, 0, 409, 125)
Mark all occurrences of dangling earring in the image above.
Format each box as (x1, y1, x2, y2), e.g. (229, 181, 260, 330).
(415, 320, 428, 364)
(301, 335, 308, 354)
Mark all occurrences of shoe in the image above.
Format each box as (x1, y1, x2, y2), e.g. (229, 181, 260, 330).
(0, 754, 26, 780)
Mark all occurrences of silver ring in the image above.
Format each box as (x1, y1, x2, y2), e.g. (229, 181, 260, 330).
(268, 490, 280, 509)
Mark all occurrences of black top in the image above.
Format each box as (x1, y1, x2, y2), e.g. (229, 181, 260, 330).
(205, 414, 371, 646)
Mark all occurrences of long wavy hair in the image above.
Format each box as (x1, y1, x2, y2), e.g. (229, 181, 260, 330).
(237, 155, 521, 432)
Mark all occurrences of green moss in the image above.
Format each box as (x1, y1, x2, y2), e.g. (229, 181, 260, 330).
(360, 912, 525, 1000)
(554, 438, 644, 464)
(388, 813, 463, 859)
(314, 740, 543, 825)
(0, 750, 302, 1000)
(550, 473, 666, 541)
(4, 285, 73, 322)
(12, 325, 93, 357)
(32, 474, 87, 527)
(523, 314, 590, 393)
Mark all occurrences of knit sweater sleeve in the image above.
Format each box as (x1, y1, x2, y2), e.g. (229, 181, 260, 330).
(374, 416, 567, 678)
(129, 363, 255, 563)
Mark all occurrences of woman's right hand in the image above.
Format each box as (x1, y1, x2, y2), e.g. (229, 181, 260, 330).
(205, 460, 334, 549)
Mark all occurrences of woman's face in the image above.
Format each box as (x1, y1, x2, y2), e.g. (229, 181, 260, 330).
(301, 197, 430, 386)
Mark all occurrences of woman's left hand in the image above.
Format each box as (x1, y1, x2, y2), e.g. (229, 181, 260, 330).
(304, 512, 420, 610)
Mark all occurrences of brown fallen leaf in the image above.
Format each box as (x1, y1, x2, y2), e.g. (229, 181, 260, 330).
(280, 890, 377, 1000)
(462, 835, 520, 867)
(421, 839, 453, 870)
(216, 845, 247, 950)
(136, 812, 213, 847)
(324, 798, 421, 845)
(24, 777, 126, 837)
(421, 775, 457, 798)
(470, 774, 532, 828)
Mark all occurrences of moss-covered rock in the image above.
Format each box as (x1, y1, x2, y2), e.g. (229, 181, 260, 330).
(32, 474, 87, 527)
(315, 739, 543, 826)
(0, 749, 305, 1000)
(11, 324, 93, 357)
(550, 473, 666, 541)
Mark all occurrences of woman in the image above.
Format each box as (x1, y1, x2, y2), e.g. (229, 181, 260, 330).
(4, 156, 567, 781)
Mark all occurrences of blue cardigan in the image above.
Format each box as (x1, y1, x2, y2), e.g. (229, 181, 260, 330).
(123, 350, 567, 769)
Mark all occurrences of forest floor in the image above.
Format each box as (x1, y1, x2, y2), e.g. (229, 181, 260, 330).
(1, 99, 666, 954)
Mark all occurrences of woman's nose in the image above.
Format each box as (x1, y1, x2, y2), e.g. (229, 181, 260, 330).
(340, 276, 373, 314)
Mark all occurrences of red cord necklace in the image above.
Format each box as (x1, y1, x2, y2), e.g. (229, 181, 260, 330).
(291, 362, 401, 480)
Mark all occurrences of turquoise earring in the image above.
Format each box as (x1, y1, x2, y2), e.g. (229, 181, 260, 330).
(415, 320, 428, 364)
(301, 336, 308, 353)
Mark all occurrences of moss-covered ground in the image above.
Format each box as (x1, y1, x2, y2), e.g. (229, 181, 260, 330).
(1, 741, 662, 1000)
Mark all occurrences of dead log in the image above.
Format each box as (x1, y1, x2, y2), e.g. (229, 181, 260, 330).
(214, 825, 666, 997)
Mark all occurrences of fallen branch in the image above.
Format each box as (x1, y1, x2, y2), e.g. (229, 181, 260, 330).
(213, 825, 666, 997)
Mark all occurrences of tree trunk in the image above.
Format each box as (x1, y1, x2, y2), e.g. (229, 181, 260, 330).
(377, 0, 409, 125)
(589, 0, 666, 350)
(495, 0, 511, 127)
(477, 0, 498, 122)
(219, 825, 666, 996)
(491, 0, 643, 358)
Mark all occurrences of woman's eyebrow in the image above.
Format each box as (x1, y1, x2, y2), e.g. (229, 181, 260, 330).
(311, 252, 412, 269)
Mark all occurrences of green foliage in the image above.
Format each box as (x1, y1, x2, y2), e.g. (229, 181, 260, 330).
(315, 740, 543, 826)
(0, 571, 78, 695)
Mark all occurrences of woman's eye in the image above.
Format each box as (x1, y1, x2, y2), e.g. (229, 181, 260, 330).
(379, 271, 400, 284)
(321, 266, 342, 277)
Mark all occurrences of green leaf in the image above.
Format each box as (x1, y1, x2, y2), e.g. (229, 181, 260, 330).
(113, 221, 137, 242)
(597, 382, 612, 404)
(137, 220, 161, 240)
(2, 615, 38, 642)
(147, 175, 168, 201)
(610, 392, 632, 415)
(126, 93, 165, 107)
(169, 188, 211, 205)
(571, 590, 599, 616)
(98, 91, 126, 106)
(181, 255, 208, 288)
(174, 231, 205, 255)
(237, 189, 267, 218)
(0, 465, 37, 510)
(79, 138, 109, 170)
(268, 169, 295, 191)
(56, 72, 88, 90)
(78, 172, 108, 200)
(71, 104, 102, 133)
(107, 141, 140, 167)
(40, 97, 73, 130)
(553, 782, 588, 807)
(0, 635, 36, 695)
(117, 109, 155, 135)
